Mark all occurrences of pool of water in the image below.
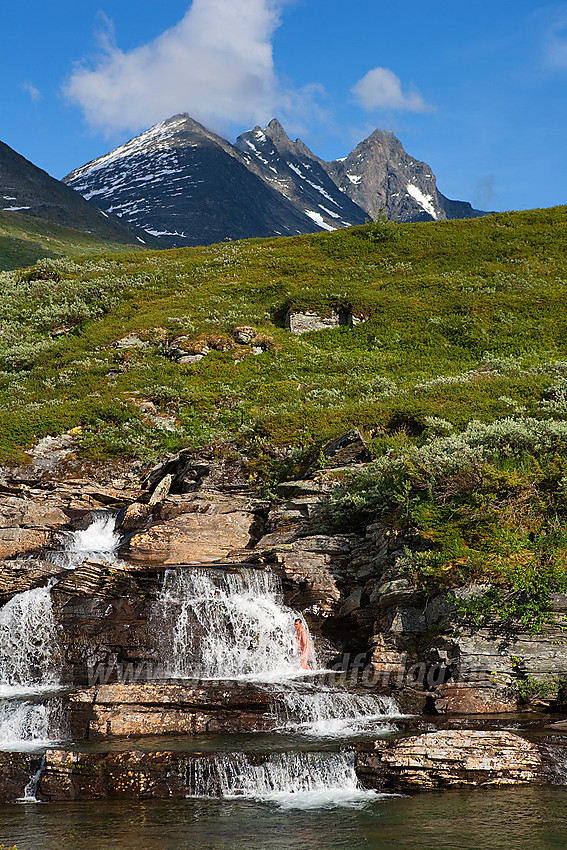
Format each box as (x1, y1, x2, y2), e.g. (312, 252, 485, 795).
(2, 786, 567, 850)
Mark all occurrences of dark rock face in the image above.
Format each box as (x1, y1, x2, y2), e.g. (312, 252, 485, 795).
(53, 575, 159, 687)
(0, 139, 161, 246)
(39, 749, 196, 800)
(235, 119, 368, 233)
(311, 428, 371, 471)
(0, 752, 41, 802)
(64, 115, 324, 248)
(64, 114, 486, 247)
(141, 445, 253, 495)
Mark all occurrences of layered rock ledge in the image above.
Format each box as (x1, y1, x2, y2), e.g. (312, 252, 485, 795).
(357, 729, 564, 790)
(66, 681, 279, 739)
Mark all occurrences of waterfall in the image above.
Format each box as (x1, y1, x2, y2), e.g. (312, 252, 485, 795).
(0, 516, 117, 750)
(0, 699, 63, 751)
(0, 586, 61, 689)
(154, 565, 403, 740)
(187, 750, 380, 808)
(272, 683, 401, 738)
(0, 586, 64, 749)
(18, 754, 47, 802)
(155, 567, 317, 680)
(51, 513, 121, 570)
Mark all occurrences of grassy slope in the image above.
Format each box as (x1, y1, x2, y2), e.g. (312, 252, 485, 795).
(0, 210, 151, 271)
(2, 205, 567, 626)
(0, 206, 565, 467)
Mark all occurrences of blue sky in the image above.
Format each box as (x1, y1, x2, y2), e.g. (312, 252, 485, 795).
(1, 0, 566, 212)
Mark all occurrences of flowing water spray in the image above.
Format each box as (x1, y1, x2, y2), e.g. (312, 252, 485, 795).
(0, 586, 64, 749)
(0, 513, 118, 750)
(51, 513, 121, 571)
(155, 567, 316, 680)
(187, 750, 381, 808)
(1, 511, 124, 748)
(272, 683, 401, 738)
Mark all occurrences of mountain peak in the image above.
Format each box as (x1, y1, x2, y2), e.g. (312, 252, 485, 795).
(0, 138, 160, 248)
(261, 118, 295, 154)
(64, 113, 486, 246)
(265, 117, 287, 136)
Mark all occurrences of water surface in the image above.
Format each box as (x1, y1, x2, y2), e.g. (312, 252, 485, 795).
(3, 787, 567, 850)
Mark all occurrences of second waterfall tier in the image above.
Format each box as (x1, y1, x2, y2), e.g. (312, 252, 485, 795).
(154, 567, 317, 681)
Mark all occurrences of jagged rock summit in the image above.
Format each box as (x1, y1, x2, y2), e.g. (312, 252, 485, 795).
(64, 113, 486, 248)
(0, 139, 162, 247)
(320, 128, 483, 223)
(234, 118, 368, 232)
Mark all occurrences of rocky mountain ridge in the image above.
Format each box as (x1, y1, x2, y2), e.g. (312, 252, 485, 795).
(63, 115, 330, 247)
(64, 114, 486, 248)
(0, 139, 162, 248)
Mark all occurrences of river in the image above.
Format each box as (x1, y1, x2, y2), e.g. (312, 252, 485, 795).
(2, 786, 567, 849)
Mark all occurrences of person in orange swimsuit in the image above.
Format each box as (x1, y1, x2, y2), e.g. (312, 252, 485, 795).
(294, 618, 310, 670)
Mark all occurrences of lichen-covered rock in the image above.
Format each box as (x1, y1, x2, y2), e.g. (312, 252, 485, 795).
(39, 749, 192, 800)
(0, 527, 52, 559)
(65, 682, 278, 740)
(0, 558, 65, 602)
(119, 498, 258, 564)
(233, 326, 257, 343)
(257, 533, 350, 615)
(118, 501, 152, 531)
(356, 730, 557, 790)
(285, 310, 340, 334)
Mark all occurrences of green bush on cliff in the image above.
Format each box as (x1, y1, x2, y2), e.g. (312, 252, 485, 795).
(321, 416, 567, 628)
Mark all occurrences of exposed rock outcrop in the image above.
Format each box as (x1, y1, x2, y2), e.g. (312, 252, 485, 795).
(2, 429, 567, 731)
(357, 729, 561, 790)
(0, 558, 64, 602)
(284, 309, 366, 334)
(119, 494, 264, 564)
(65, 682, 278, 739)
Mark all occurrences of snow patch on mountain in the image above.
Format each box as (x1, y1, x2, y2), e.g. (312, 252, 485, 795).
(304, 210, 336, 231)
(406, 183, 439, 219)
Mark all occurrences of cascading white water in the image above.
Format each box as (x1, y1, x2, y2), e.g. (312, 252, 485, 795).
(156, 567, 316, 680)
(272, 683, 401, 738)
(0, 699, 64, 751)
(187, 750, 381, 808)
(0, 586, 61, 689)
(0, 586, 64, 749)
(51, 514, 121, 570)
(155, 565, 403, 741)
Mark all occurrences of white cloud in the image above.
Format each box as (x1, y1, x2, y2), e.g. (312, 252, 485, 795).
(21, 81, 41, 103)
(64, 0, 289, 137)
(351, 67, 430, 113)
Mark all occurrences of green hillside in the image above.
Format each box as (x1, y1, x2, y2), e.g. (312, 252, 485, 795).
(0, 209, 152, 271)
(0, 206, 566, 471)
(3, 205, 567, 622)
